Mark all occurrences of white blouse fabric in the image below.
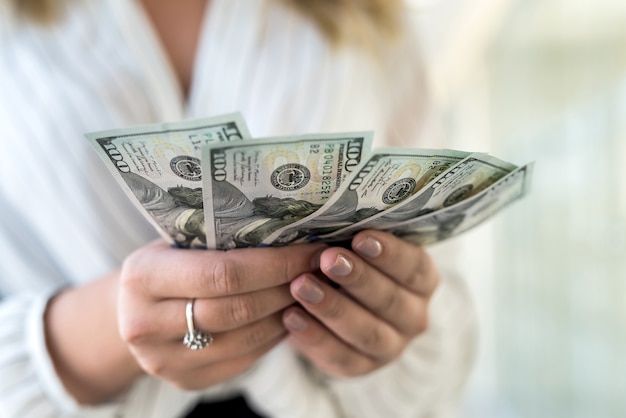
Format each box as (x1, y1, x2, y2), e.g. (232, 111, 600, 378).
(0, 0, 477, 417)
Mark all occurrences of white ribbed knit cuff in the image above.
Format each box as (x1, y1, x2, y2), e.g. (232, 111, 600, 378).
(26, 289, 124, 417)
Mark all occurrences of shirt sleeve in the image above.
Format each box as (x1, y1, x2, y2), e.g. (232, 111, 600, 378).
(0, 291, 128, 418)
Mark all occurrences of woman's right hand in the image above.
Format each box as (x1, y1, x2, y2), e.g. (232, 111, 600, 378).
(117, 240, 325, 391)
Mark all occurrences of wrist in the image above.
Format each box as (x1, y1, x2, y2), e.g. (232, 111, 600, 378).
(44, 271, 143, 405)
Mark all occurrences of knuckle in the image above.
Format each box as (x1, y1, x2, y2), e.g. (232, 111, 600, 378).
(279, 256, 293, 283)
(208, 259, 241, 295)
(328, 352, 355, 372)
(346, 362, 374, 377)
(244, 323, 269, 349)
(300, 322, 326, 346)
(341, 269, 367, 288)
(377, 286, 400, 314)
(358, 325, 386, 354)
(327, 354, 371, 378)
(140, 357, 168, 378)
(322, 296, 346, 320)
(171, 379, 202, 392)
(404, 270, 421, 291)
(228, 295, 256, 325)
(120, 252, 146, 289)
(412, 312, 430, 336)
(429, 270, 441, 293)
(170, 381, 190, 391)
(119, 318, 151, 346)
(406, 270, 438, 295)
(417, 313, 430, 334)
(414, 254, 440, 295)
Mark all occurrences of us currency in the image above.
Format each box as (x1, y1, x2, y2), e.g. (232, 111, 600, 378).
(201, 131, 373, 250)
(384, 163, 534, 246)
(86, 113, 251, 248)
(263, 148, 470, 246)
(322, 153, 517, 243)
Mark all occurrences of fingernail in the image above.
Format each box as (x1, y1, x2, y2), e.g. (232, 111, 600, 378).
(284, 310, 308, 331)
(294, 276, 324, 304)
(328, 254, 352, 276)
(355, 236, 382, 258)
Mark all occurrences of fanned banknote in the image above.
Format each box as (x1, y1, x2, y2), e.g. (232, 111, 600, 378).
(201, 132, 373, 250)
(321, 153, 517, 243)
(263, 148, 470, 246)
(86, 113, 251, 248)
(87, 114, 533, 250)
(384, 163, 534, 246)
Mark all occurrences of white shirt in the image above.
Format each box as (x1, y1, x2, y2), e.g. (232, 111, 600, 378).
(0, 0, 476, 417)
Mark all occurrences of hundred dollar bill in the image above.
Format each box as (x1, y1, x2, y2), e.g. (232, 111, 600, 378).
(264, 147, 470, 246)
(384, 163, 534, 246)
(322, 153, 517, 242)
(85, 113, 251, 248)
(201, 131, 373, 250)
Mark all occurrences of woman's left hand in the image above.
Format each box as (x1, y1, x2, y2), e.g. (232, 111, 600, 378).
(282, 230, 440, 377)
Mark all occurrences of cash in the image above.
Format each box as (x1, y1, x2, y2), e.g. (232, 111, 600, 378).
(380, 163, 533, 246)
(86, 113, 251, 248)
(263, 148, 470, 246)
(201, 132, 373, 250)
(318, 153, 518, 243)
(87, 114, 532, 249)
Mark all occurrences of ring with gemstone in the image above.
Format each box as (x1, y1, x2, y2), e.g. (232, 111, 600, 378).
(183, 299, 213, 350)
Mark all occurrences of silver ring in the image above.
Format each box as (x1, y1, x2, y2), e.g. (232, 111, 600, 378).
(183, 299, 213, 350)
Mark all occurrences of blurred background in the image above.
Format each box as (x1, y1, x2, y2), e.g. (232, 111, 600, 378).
(408, 0, 626, 417)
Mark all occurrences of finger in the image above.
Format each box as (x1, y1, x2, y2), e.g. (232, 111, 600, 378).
(317, 247, 429, 336)
(350, 230, 440, 297)
(119, 285, 294, 343)
(190, 284, 295, 332)
(289, 274, 404, 361)
(282, 307, 381, 377)
(121, 240, 326, 299)
(147, 335, 284, 391)
(131, 313, 287, 376)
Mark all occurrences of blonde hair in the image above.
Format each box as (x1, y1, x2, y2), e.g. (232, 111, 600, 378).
(9, 0, 63, 23)
(280, 0, 404, 46)
(7, 0, 405, 45)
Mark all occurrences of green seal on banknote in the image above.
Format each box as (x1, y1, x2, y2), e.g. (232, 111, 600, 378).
(270, 164, 311, 191)
(170, 156, 202, 181)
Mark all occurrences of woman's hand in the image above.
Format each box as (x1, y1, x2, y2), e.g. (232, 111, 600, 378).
(45, 239, 325, 405)
(282, 230, 440, 377)
(118, 240, 325, 390)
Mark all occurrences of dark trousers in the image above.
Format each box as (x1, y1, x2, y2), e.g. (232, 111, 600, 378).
(183, 395, 267, 418)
